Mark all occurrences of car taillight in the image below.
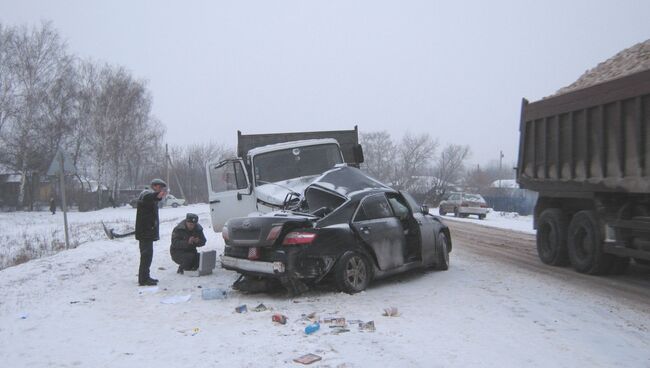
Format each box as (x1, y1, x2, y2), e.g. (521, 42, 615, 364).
(222, 226, 229, 241)
(282, 232, 317, 246)
(266, 225, 283, 242)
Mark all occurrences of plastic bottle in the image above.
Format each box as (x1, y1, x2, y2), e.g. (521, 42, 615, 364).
(304, 322, 320, 335)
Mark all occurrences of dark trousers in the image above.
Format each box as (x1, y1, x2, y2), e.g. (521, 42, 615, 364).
(171, 250, 200, 271)
(139, 240, 154, 283)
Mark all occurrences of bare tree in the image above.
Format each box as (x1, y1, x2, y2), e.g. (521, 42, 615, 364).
(0, 22, 71, 208)
(425, 144, 471, 203)
(395, 132, 438, 190)
(359, 131, 397, 183)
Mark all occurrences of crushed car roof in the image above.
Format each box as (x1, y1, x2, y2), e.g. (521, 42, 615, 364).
(308, 166, 392, 199)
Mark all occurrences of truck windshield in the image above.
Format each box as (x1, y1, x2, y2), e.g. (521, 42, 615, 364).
(253, 143, 343, 183)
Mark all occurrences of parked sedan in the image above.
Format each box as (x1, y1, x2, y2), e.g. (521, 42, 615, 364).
(439, 192, 488, 219)
(220, 166, 452, 294)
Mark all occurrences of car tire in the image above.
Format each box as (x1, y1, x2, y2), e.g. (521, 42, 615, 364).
(478, 214, 486, 220)
(435, 232, 450, 271)
(172, 203, 179, 208)
(536, 208, 569, 266)
(567, 210, 615, 274)
(334, 251, 372, 294)
(439, 207, 446, 216)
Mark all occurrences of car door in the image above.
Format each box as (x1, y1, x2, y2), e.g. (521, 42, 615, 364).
(401, 191, 436, 266)
(207, 159, 256, 231)
(351, 193, 406, 270)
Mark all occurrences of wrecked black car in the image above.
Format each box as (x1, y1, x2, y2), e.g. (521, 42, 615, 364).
(220, 166, 451, 294)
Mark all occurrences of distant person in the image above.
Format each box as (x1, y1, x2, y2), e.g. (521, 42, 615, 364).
(108, 194, 116, 208)
(135, 178, 167, 286)
(49, 197, 56, 215)
(170, 213, 207, 274)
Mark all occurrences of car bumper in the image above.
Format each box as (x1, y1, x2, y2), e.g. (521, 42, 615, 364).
(220, 255, 286, 275)
(458, 207, 488, 215)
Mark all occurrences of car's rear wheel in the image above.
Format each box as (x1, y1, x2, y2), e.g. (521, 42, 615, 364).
(172, 203, 179, 208)
(435, 232, 450, 270)
(334, 251, 372, 294)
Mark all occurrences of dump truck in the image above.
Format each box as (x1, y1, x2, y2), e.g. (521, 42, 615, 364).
(206, 127, 364, 231)
(516, 69, 650, 274)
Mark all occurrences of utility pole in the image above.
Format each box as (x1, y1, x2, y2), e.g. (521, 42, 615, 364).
(499, 150, 504, 188)
(188, 156, 192, 203)
(58, 153, 70, 249)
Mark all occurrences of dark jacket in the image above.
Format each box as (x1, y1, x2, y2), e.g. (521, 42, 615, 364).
(170, 220, 207, 254)
(135, 190, 162, 241)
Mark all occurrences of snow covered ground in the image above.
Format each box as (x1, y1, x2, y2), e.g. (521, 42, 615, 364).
(1, 205, 648, 367)
(433, 207, 535, 234)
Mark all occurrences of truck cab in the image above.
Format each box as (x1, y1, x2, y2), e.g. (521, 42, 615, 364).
(207, 138, 352, 231)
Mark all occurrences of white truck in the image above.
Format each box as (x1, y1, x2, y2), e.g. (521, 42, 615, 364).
(206, 127, 364, 231)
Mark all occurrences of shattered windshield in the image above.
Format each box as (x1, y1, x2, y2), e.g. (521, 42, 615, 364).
(253, 143, 343, 183)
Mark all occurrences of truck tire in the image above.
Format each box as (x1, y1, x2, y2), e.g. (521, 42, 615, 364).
(435, 231, 450, 271)
(334, 251, 373, 294)
(536, 209, 569, 266)
(567, 210, 615, 275)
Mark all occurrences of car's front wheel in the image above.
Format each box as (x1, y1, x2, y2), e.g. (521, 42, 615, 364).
(435, 232, 450, 270)
(334, 251, 372, 294)
(171, 203, 179, 208)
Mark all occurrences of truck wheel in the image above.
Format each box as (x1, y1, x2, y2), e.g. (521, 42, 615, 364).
(334, 251, 372, 294)
(567, 210, 615, 274)
(478, 214, 486, 220)
(435, 231, 450, 270)
(536, 209, 569, 266)
(439, 207, 446, 216)
(608, 257, 630, 275)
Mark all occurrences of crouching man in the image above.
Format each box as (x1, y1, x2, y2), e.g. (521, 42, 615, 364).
(171, 213, 207, 274)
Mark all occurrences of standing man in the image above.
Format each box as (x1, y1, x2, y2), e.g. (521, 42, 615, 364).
(135, 178, 167, 286)
(170, 213, 207, 274)
(49, 197, 56, 215)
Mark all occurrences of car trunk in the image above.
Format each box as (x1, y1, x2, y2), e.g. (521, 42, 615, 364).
(226, 212, 316, 249)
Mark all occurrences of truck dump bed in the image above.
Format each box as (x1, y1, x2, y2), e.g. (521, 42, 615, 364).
(517, 69, 650, 194)
(237, 126, 361, 165)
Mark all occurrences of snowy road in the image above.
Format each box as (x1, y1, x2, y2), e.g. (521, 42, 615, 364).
(0, 205, 649, 367)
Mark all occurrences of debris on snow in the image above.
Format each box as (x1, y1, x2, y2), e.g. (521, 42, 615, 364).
(160, 294, 191, 304)
(293, 353, 322, 365)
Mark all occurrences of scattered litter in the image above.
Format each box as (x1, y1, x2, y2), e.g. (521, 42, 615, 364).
(252, 303, 268, 312)
(300, 312, 317, 321)
(359, 321, 375, 332)
(235, 304, 248, 313)
(272, 313, 287, 325)
(323, 317, 346, 328)
(201, 288, 227, 300)
(331, 328, 350, 335)
(293, 353, 322, 365)
(138, 286, 159, 295)
(177, 327, 200, 336)
(160, 294, 191, 304)
(382, 307, 399, 317)
(304, 322, 320, 335)
(347, 319, 363, 325)
(17, 313, 28, 320)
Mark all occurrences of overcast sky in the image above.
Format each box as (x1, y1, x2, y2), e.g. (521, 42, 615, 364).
(1, 0, 649, 167)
